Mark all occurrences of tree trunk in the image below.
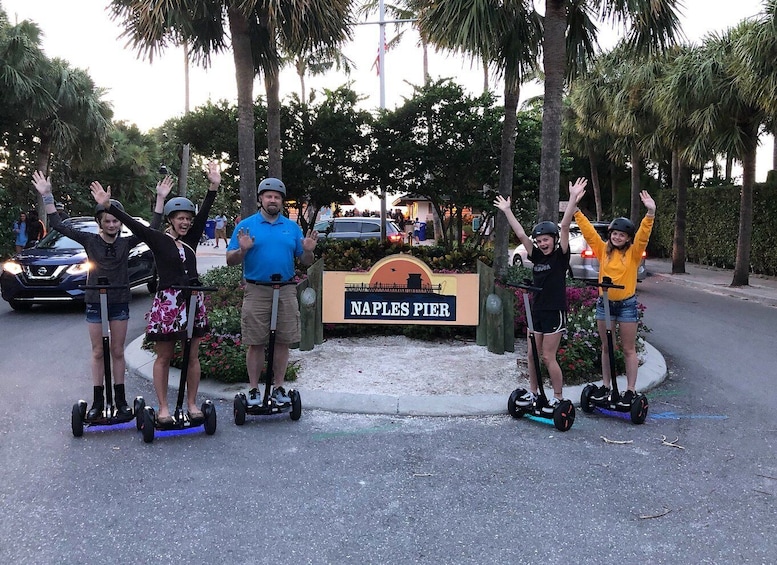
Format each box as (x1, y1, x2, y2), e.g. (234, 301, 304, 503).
(265, 65, 282, 179)
(610, 162, 617, 218)
(493, 83, 520, 277)
(586, 142, 602, 220)
(537, 0, 566, 223)
(228, 8, 258, 221)
(671, 158, 688, 274)
(732, 144, 756, 287)
(725, 153, 733, 183)
(629, 146, 641, 223)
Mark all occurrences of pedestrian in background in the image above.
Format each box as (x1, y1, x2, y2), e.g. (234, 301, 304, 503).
(12, 212, 27, 253)
(213, 212, 228, 248)
(25, 210, 46, 248)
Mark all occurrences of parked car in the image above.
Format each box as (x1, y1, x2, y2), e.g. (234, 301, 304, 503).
(314, 217, 404, 244)
(1, 216, 157, 311)
(510, 221, 646, 281)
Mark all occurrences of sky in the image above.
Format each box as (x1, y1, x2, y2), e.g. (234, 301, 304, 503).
(2, 0, 773, 180)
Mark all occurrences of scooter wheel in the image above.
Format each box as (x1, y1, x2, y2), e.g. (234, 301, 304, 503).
(580, 385, 596, 414)
(233, 394, 246, 426)
(141, 407, 155, 444)
(289, 389, 302, 421)
(507, 389, 526, 419)
(203, 401, 217, 435)
(630, 394, 649, 424)
(552, 400, 576, 432)
(133, 397, 146, 431)
(78, 400, 88, 421)
(71, 403, 84, 437)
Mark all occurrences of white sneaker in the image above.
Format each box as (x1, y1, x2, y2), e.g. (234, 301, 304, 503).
(271, 386, 291, 404)
(516, 390, 536, 408)
(541, 396, 561, 414)
(246, 388, 262, 406)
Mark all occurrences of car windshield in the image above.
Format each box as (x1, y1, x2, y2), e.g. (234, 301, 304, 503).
(36, 222, 99, 250)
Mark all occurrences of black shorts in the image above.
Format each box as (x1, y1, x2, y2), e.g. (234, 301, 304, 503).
(532, 310, 567, 334)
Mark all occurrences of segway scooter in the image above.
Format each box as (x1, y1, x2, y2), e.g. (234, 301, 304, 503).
(579, 276, 649, 424)
(233, 274, 302, 424)
(71, 277, 146, 437)
(507, 280, 575, 431)
(139, 281, 218, 443)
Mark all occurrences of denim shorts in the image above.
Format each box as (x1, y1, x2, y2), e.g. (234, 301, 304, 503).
(595, 295, 638, 323)
(86, 302, 130, 323)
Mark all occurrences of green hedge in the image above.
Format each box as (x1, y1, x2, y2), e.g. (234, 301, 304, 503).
(652, 181, 777, 275)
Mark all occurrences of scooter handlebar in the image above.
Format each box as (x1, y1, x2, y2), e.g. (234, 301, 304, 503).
(170, 285, 219, 293)
(506, 278, 543, 294)
(80, 284, 129, 291)
(586, 276, 625, 290)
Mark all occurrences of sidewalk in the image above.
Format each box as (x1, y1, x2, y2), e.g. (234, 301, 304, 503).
(124, 253, 775, 416)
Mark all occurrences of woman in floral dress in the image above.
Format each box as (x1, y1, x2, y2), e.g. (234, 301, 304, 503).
(90, 162, 221, 424)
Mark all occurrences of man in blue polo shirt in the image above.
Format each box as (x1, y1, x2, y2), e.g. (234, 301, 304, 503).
(226, 178, 319, 406)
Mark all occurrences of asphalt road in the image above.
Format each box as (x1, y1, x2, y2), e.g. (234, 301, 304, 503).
(0, 271, 774, 564)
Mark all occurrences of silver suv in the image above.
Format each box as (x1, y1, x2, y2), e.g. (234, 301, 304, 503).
(314, 217, 404, 243)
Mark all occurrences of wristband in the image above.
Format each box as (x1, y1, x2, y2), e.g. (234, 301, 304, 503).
(42, 194, 55, 205)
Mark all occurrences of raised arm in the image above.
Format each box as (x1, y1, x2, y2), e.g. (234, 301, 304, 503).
(559, 178, 588, 253)
(493, 195, 532, 251)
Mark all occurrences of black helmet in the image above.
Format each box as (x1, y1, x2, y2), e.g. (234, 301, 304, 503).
(532, 221, 559, 239)
(608, 217, 636, 238)
(95, 199, 124, 220)
(257, 177, 286, 198)
(163, 197, 196, 218)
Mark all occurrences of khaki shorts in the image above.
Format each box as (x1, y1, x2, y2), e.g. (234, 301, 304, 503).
(241, 283, 300, 345)
(215, 227, 227, 239)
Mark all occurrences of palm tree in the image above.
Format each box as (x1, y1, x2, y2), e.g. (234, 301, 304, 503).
(109, 0, 355, 221)
(290, 45, 354, 104)
(536, 0, 683, 222)
(417, 0, 542, 275)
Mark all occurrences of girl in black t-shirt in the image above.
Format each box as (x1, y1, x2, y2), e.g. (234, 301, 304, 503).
(494, 178, 588, 412)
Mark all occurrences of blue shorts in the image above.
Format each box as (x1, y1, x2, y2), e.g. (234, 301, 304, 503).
(86, 302, 130, 323)
(596, 295, 638, 323)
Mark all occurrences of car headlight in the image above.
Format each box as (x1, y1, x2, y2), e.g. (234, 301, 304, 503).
(66, 261, 92, 275)
(2, 261, 22, 275)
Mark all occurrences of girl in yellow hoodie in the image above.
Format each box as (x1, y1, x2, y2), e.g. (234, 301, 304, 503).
(569, 183, 656, 406)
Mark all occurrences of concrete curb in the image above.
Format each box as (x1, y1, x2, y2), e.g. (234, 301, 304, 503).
(125, 336, 667, 417)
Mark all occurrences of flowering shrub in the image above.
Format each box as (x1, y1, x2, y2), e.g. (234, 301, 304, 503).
(501, 265, 651, 385)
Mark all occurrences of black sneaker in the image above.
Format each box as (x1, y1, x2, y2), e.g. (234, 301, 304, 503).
(271, 386, 291, 404)
(86, 402, 104, 420)
(116, 403, 133, 418)
(617, 390, 635, 407)
(590, 386, 610, 402)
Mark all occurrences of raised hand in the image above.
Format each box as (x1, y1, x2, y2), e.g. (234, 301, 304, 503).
(156, 175, 174, 199)
(236, 228, 254, 251)
(205, 161, 221, 189)
(90, 181, 112, 208)
(640, 190, 656, 214)
(568, 177, 587, 204)
(302, 228, 319, 252)
(31, 171, 53, 195)
(493, 194, 511, 212)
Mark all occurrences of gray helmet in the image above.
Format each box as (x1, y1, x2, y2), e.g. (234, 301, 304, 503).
(95, 199, 124, 220)
(532, 221, 559, 239)
(257, 177, 286, 198)
(608, 217, 636, 238)
(164, 197, 196, 218)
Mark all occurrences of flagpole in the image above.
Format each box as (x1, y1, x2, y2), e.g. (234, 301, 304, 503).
(379, 0, 387, 239)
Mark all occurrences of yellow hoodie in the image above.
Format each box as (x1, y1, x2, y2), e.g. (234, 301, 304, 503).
(574, 211, 653, 301)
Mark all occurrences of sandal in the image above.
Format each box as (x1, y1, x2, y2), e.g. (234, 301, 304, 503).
(157, 414, 174, 425)
(188, 409, 204, 419)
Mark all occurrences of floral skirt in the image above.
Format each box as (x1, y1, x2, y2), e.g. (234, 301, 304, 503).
(145, 288, 209, 342)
